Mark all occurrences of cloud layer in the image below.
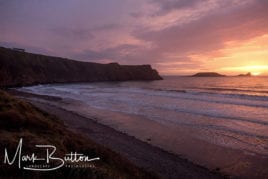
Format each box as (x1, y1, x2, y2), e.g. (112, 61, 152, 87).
(1, 0, 268, 74)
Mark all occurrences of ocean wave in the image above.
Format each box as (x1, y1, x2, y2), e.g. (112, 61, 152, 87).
(121, 87, 268, 109)
(196, 87, 268, 94)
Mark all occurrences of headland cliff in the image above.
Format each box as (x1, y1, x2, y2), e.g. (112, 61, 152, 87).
(0, 47, 162, 87)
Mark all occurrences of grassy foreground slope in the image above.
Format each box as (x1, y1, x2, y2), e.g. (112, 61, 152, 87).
(0, 90, 157, 178)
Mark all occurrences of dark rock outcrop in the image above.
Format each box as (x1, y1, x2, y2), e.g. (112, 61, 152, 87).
(0, 47, 162, 87)
(237, 72, 251, 77)
(191, 72, 225, 77)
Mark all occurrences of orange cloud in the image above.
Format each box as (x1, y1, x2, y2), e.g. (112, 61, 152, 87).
(186, 34, 268, 76)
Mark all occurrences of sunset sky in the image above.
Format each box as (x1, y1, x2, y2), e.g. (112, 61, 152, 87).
(1, 0, 268, 75)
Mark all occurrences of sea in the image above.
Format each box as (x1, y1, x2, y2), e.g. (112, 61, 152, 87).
(18, 76, 268, 177)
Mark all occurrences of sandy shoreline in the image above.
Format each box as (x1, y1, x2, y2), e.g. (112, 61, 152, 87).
(10, 89, 268, 179)
(9, 90, 224, 178)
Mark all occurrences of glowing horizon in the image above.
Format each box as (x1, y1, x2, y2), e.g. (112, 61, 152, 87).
(160, 34, 268, 76)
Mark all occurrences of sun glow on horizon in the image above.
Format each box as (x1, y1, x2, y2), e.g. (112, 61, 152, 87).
(221, 65, 268, 76)
(252, 72, 261, 76)
(173, 34, 268, 76)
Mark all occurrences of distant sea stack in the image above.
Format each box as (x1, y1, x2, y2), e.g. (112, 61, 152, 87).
(237, 72, 251, 77)
(0, 47, 162, 88)
(191, 72, 226, 77)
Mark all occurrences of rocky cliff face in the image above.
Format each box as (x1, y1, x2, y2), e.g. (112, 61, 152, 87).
(0, 47, 162, 87)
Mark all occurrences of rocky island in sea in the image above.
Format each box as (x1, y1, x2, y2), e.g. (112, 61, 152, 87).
(237, 72, 252, 77)
(191, 72, 226, 77)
